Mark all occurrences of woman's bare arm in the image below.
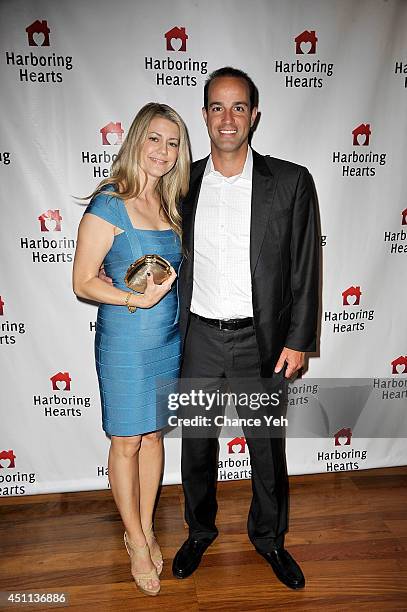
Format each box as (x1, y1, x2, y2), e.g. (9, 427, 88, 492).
(72, 214, 176, 309)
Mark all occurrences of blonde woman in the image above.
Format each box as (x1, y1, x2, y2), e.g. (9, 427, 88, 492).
(73, 103, 190, 596)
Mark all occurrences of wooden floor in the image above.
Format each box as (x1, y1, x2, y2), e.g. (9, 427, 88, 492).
(1, 467, 406, 611)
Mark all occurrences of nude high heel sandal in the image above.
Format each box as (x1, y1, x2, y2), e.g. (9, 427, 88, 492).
(124, 532, 160, 596)
(145, 526, 163, 575)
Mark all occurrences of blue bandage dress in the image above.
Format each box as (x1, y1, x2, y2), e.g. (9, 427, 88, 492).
(85, 186, 181, 436)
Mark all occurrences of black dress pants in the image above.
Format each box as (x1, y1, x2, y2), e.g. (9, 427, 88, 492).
(180, 315, 288, 552)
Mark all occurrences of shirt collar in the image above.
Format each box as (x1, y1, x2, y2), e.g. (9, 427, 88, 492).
(204, 146, 253, 182)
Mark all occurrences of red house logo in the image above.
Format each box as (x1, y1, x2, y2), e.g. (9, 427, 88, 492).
(334, 428, 352, 446)
(401, 208, 407, 226)
(352, 123, 371, 146)
(391, 356, 407, 375)
(38, 209, 62, 232)
(0, 450, 16, 468)
(0, 296, 4, 316)
(165, 26, 188, 52)
(342, 285, 362, 306)
(295, 30, 318, 54)
(50, 372, 71, 391)
(26, 20, 50, 47)
(227, 437, 247, 454)
(100, 122, 124, 145)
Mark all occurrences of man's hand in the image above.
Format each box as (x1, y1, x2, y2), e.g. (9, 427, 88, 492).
(274, 347, 305, 379)
(98, 266, 113, 285)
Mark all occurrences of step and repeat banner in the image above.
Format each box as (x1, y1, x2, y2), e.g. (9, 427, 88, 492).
(1, 0, 406, 497)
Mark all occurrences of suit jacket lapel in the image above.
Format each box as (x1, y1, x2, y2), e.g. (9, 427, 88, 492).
(182, 156, 208, 260)
(183, 151, 275, 276)
(250, 150, 276, 275)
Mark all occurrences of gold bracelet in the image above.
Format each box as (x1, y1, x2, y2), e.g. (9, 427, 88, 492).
(125, 292, 137, 313)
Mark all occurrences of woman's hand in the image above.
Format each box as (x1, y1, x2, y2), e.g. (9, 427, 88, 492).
(73, 213, 177, 310)
(138, 267, 177, 308)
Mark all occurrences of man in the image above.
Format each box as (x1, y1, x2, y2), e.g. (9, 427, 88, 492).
(172, 67, 319, 590)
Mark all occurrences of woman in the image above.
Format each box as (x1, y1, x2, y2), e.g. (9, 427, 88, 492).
(73, 103, 190, 596)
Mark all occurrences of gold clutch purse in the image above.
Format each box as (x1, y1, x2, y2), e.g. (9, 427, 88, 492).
(124, 254, 171, 293)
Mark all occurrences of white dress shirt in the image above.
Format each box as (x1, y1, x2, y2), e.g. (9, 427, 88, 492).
(190, 147, 253, 319)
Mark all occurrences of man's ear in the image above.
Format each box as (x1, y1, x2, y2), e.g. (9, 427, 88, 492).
(202, 107, 208, 125)
(250, 106, 258, 128)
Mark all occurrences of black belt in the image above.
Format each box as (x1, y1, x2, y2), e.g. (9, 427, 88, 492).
(191, 312, 253, 331)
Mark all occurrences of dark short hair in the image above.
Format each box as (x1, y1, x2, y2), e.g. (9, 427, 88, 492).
(203, 67, 258, 110)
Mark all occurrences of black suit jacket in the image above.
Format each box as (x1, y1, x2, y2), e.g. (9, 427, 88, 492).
(179, 149, 319, 377)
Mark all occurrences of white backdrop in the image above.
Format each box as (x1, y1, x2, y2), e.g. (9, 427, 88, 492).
(0, 0, 406, 497)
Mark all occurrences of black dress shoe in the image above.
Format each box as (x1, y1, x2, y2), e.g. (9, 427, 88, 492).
(172, 538, 214, 579)
(256, 547, 305, 589)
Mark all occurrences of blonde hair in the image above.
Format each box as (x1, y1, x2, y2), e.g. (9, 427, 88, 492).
(88, 103, 190, 235)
